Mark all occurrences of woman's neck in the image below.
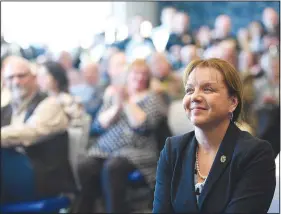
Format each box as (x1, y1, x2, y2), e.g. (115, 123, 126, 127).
(194, 119, 230, 154)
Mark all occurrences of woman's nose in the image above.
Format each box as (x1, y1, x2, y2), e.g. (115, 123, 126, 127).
(191, 89, 203, 102)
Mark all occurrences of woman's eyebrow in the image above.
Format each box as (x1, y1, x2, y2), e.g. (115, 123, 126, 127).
(185, 81, 218, 87)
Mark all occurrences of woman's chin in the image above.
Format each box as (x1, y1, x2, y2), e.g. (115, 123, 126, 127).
(190, 116, 209, 127)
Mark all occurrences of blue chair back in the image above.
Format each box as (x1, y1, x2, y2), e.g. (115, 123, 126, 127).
(0, 196, 71, 213)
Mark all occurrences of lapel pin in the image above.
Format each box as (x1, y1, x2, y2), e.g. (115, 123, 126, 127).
(220, 155, 226, 163)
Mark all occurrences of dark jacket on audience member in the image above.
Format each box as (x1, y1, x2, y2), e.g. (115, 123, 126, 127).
(153, 123, 276, 213)
(1, 92, 77, 198)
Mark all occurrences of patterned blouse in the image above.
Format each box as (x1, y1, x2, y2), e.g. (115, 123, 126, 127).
(88, 91, 167, 188)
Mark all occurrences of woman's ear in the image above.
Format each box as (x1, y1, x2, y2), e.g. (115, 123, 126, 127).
(230, 96, 238, 112)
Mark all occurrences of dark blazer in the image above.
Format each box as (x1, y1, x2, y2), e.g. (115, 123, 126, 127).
(153, 123, 276, 213)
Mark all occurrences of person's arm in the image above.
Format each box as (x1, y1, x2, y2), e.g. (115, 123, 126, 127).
(1, 96, 69, 147)
(125, 93, 168, 134)
(123, 100, 147, 128)
(91, 86, 122, 133)
(224, 141, 276, 213)
(97, 104, 121, 129)
(153, 137, 173, 213)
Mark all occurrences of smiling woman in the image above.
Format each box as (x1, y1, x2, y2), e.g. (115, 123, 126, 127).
(182, 59, 243, 128)
(153, 58, 276, 213)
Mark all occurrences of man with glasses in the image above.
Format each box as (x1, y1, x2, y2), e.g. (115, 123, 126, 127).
(1, 56, 76, 203)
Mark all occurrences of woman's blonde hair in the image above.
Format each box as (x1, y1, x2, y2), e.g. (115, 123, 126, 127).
(182, 58, 244, 122)
(128, 59, 151, 88)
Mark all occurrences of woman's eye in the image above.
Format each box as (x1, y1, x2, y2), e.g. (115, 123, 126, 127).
(204, 87, 213, 92)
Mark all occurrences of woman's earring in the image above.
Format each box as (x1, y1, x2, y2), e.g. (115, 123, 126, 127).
(229, 112, 233, 121)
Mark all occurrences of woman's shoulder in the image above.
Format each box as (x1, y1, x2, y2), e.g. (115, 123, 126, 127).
(164, 131, 195, 155)
(234, 129, 275, 160)
(236, 129, 270, 147)
(57, 92, 75, 104)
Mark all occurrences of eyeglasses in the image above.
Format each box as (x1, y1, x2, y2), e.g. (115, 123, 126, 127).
(5, 72, 31, 81)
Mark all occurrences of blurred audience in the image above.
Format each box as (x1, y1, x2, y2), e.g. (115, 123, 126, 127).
(114, 16, 155, 62)
(70, 63, 102, 104)
(212, 14, 235, 43)
(237, 27, 250, 52)
(56, 51, 83, 86)
(152, 7, 177, 52)
(38, 61, 87, 127)
(218, 39, 238, 68)
(253, 54, 279, 111)
(1, 56, 75, 203)
(179, 44, 200, 71)
(149, 52, 184, 104)
(196, 26, 212, 50)
(1, 4, 279, 210)
(248, 21, 264, 53)
(262, 7, 280, 38)
(166, 11, 194, 51)
(74, 59, 167, 212)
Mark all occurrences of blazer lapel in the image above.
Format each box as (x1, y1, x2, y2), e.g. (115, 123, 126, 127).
(198, 123, 240, 210)
(175, 134, 199, 212)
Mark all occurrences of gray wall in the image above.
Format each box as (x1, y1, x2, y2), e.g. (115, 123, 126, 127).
(112, 2, 158, 26)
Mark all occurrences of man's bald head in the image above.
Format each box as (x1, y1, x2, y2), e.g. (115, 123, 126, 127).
(149, 52, 171, 78)
(262, 7, 279, 31)
(180, 45, 200, 65)
(108, 52, 127, 77)
(81, 62, 99, 85)
(172, 12, 190, 34)
(3, 56, 38, 102)
(107, 52, 128, 85)
(161, 7, 177, 28)
(215, 14, 232, 38)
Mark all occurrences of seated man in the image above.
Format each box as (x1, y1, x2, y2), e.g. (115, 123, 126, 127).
(1, 56, 76, 204)
(149, 52, 185, 105)
(69, 62, 104, 123)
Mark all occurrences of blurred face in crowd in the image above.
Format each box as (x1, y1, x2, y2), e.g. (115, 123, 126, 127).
(262, 35, 279, 50)
(239, 51, 255, 72)
(170, 45, 182, 61)
(180, 45, 199, 65)
(39, 67, 58, 93)
(129, 16, 144, 37)
(203, 45, 222, 59)
(262, 8, 279, 31)
(183, 66, 237, 128)
(3, 57, 37, 102)
(249, 21, 263, 37)
(219, 40, 237, 67)
(161, 7, 177, 29)
(197, 26, 211, 47)
(81, 63, 99, 86)
(108, 52, 127, 85)
(149, 53, 171, 79)
(172, 12, 189, 35)
(58, 51, 73, 70)
(215, 15, 232, 38)
(127, 63, 150, 93)
(237, 28, 249, 49)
